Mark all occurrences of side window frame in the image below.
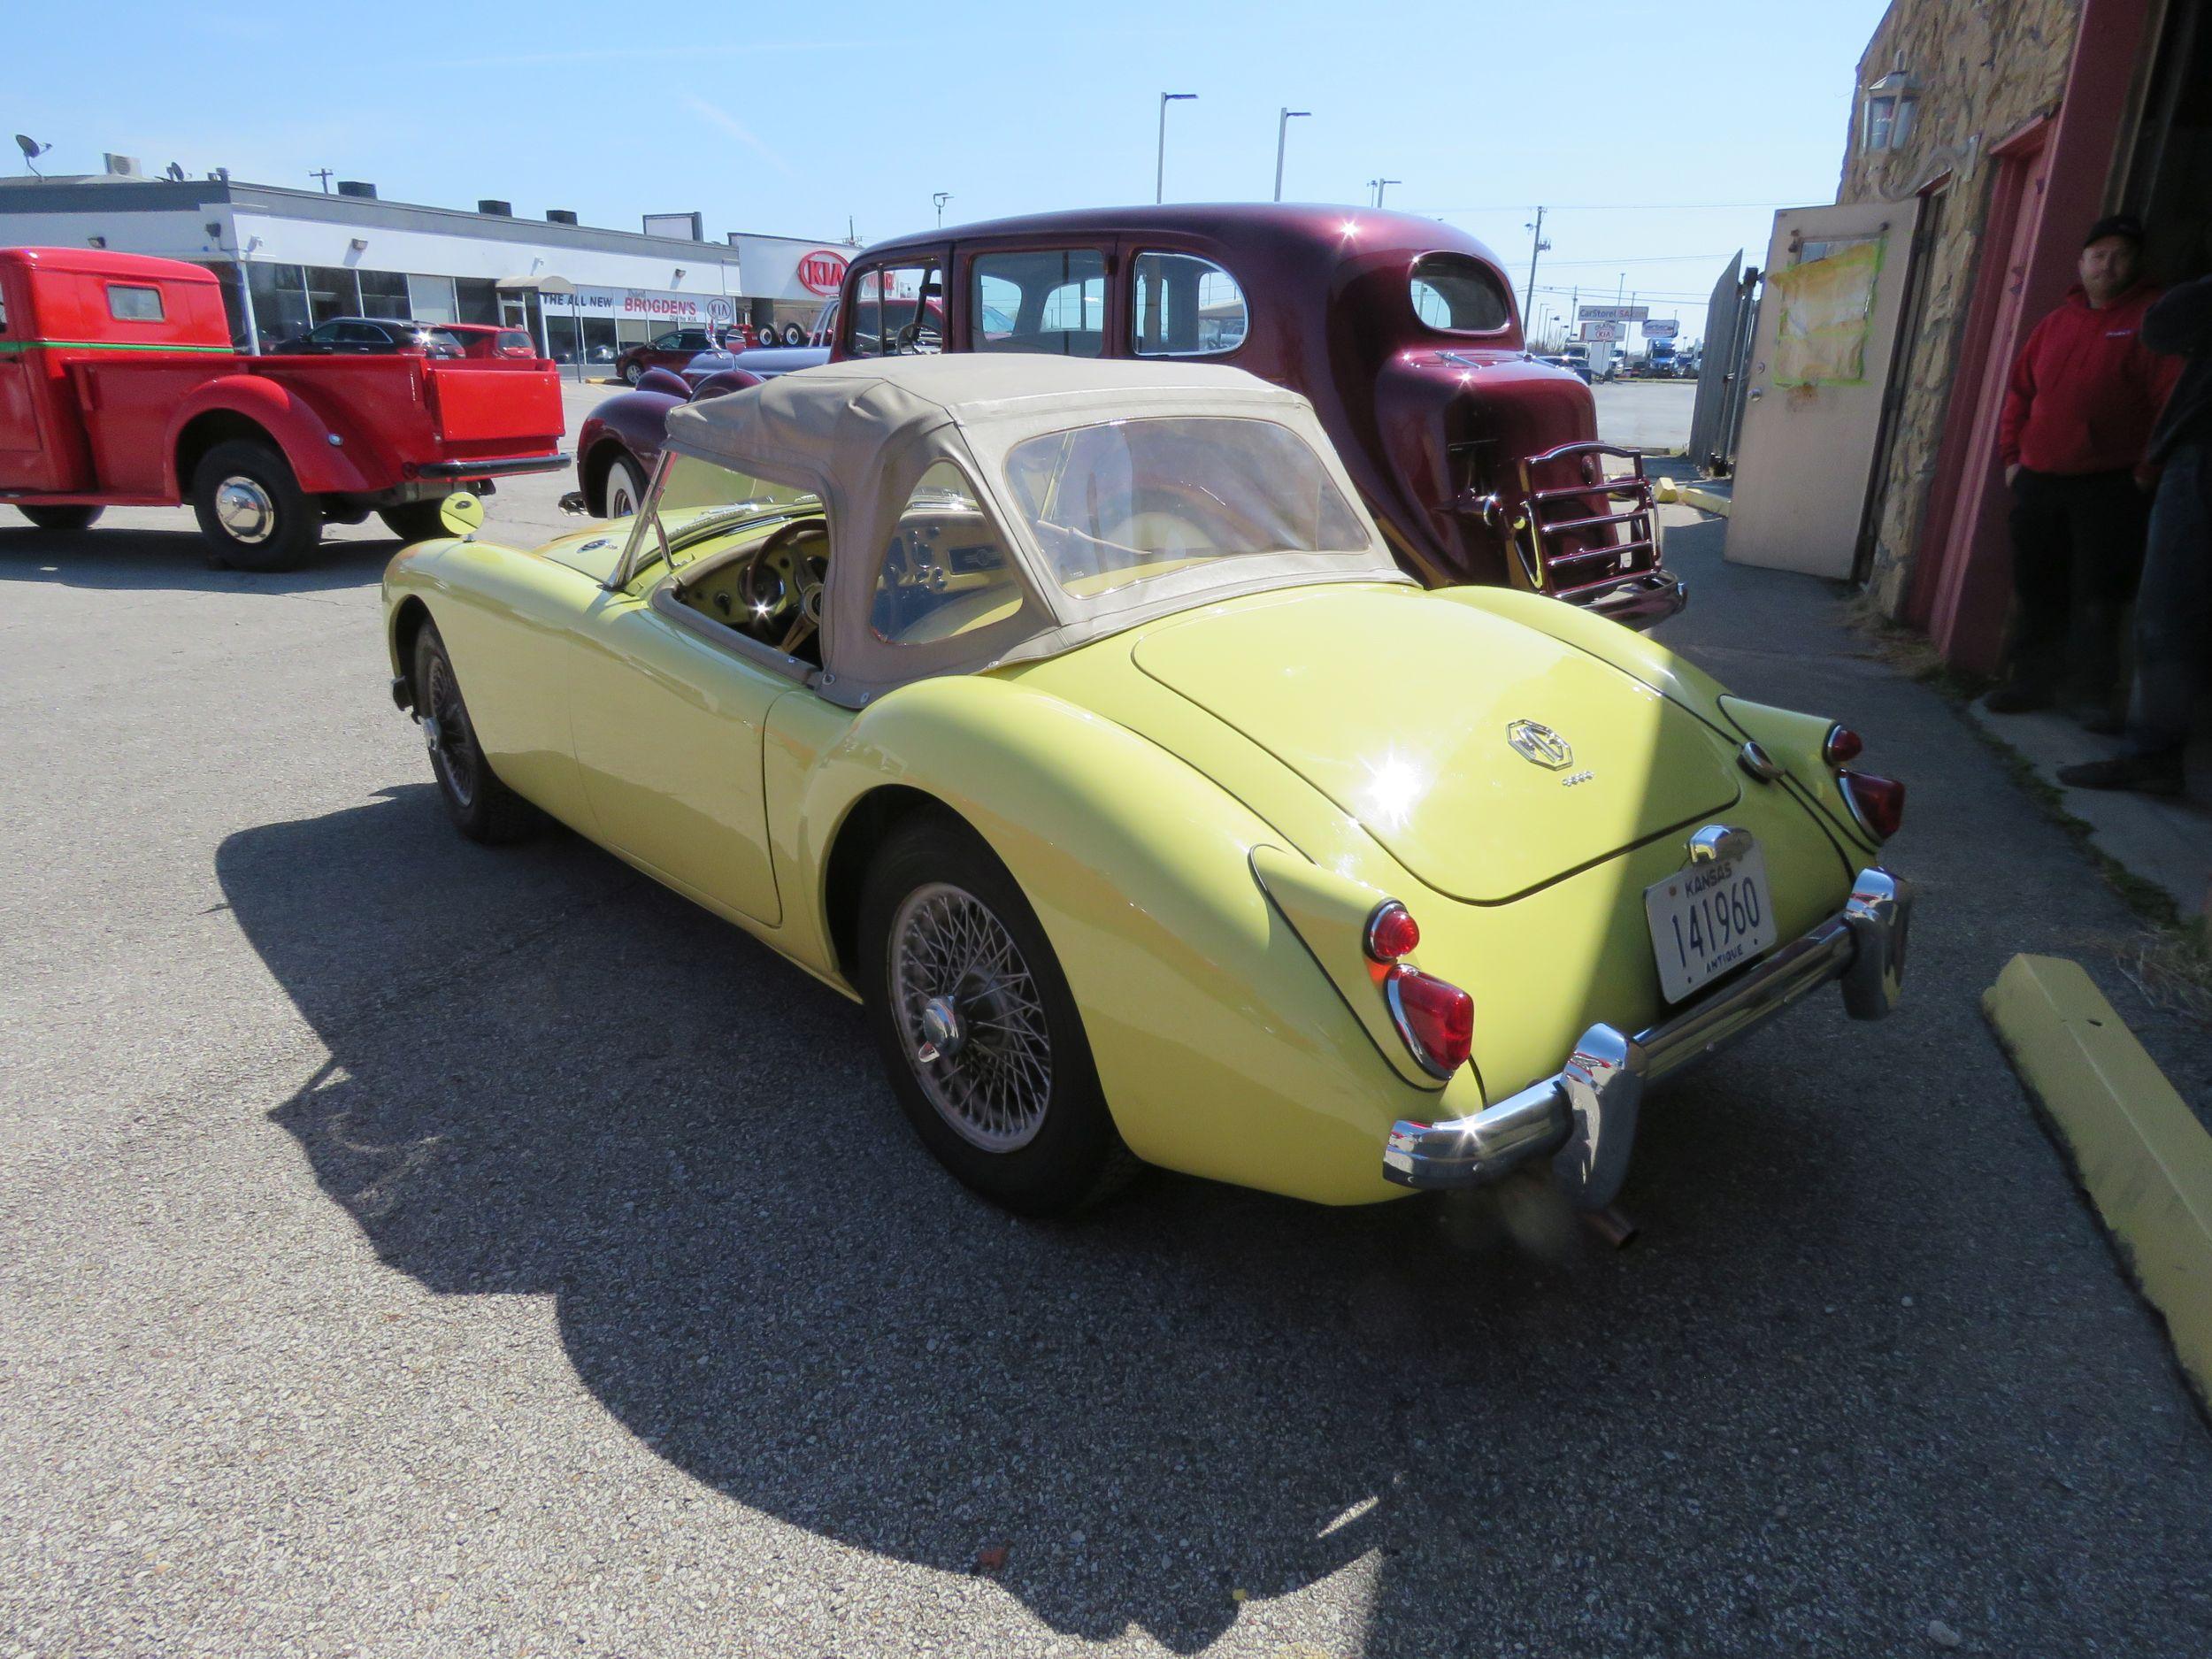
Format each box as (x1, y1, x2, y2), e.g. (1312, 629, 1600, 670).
(843, 257, 946, 357)
(866, 457, 1027, 647)
(962, 245, 1111, 357)
(105, 283, 167, 324)
(1128, 250, 1248, 359)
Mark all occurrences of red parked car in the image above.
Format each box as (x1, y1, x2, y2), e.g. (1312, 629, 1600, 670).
(0, 249, 568, 569)
(612, 325, 743, 386)
(569, 207, 1679, 625)
(440, 323, 541, 362)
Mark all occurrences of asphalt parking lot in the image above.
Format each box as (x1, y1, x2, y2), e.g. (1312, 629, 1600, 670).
(5, 386, 2211, 1658)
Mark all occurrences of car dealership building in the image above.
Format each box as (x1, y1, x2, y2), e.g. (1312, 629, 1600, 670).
(0, 163, 853, 360)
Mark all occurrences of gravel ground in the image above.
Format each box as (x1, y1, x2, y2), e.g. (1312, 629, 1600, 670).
(3, 396, 2209, 1658)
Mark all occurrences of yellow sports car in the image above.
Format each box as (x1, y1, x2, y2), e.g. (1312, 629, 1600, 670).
(382, 356, 1913, 1216)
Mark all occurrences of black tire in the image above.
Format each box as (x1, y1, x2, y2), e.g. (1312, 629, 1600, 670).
(379, 497, 463, 543)
(189, 439, 320, 572)
(19, 504, 103, 531)
(603, 454, 647, 519)
(858, 811, 1137, 1216)
(622, 360, 645, 387)
(782, 323, 805, 346)
(412, 622, 536, 845)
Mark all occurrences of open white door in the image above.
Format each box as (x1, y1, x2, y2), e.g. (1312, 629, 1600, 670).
(1725, 198, 1920, 577)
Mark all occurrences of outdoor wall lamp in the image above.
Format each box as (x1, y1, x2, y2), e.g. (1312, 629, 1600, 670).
(348, 236, 368, 251)
(1861, 69, 1920, 154)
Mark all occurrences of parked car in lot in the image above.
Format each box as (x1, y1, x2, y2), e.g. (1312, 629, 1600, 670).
(387, 355, 1913, 1217)
(268, 316, 466, 357)
(614, 326, 730, 386)
(1537, 353, 1594, 385)
(813, 205, 1684, 627)
(440, 323, 540, 362)
(0, 249, 569, 566)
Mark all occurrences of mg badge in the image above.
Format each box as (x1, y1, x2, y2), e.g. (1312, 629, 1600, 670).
(1507, 719, 1573, 771)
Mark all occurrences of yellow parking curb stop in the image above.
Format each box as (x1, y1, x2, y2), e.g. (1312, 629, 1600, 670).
(1983, 954, 2212, 1407)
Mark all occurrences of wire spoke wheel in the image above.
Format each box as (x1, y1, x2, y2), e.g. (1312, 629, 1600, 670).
(889, 881, 1053, 1152)
(424, 652, 480, 810)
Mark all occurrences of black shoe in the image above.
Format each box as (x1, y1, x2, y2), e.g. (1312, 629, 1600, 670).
(1985, 681, 2054, 714)
(2055, 751, 2185, 795)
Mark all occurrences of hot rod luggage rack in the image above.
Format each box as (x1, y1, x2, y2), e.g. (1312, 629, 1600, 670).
(1512, 440, 1663, 607)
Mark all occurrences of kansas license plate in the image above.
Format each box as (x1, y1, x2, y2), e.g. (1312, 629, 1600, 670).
(1644, 845, 1778, 1004)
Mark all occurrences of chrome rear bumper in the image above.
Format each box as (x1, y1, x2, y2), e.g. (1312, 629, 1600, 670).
(1381, 867, 1913, 1208)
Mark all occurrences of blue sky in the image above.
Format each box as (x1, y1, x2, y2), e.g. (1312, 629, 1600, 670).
(14, 0, 1888, 338)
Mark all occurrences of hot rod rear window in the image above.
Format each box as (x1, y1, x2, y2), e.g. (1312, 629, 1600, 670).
(1409, 254, 1511, 334)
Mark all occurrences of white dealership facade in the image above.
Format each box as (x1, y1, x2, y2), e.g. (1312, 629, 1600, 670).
(0, 165, 854, 359)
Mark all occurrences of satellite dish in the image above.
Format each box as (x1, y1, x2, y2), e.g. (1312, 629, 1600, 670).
(165, 162, 186, 181)
(15, 134, 50, 177)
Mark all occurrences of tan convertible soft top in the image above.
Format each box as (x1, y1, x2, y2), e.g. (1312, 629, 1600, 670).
(659, 355, 1409, 704)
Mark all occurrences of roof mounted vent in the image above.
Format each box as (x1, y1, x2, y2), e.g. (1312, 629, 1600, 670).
(546, 208, 579, 225)
(478, 198, 512, 217)
(336, 180, 377, 199)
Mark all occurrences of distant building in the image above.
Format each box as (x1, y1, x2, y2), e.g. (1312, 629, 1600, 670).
(0, 164, 853, 361)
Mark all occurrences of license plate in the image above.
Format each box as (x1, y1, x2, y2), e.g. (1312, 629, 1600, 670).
(1644, 845, 1778, 1004)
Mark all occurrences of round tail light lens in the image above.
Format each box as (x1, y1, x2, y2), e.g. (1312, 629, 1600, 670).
(1364, 901, 1421, 962)
(1386, 965, 1474, 1078)
(1840, 771, 1905, 841)
(1824, 725, 1865, 766)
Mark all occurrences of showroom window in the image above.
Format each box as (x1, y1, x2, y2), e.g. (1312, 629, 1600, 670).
(407, 274, 458, 325)
(968, 249, 1107, 357)
(305, 265, 361, 325)
(455, 277, 503, 326)
(246, 261, 311, 345)
(357, 268, 411, 321)
(1132, 252, 1247, 357)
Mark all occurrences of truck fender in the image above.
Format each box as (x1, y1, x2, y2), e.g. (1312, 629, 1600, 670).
(783, 674, 1467, 1205)
(164, 373, 379, 499)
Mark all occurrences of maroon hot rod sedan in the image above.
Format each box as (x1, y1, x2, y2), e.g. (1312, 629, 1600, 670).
(565, 205, 1680, 626)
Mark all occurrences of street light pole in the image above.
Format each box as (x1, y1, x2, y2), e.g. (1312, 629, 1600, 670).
(932, 192, 952, 229)
(1156, 93, 1196, 204)
(1524, 204, 1549, 322)
(1373, 177, 1401, 207)
(1273, 108, 1310, 203)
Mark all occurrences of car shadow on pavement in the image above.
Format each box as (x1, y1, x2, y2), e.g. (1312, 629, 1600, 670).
(0, 523, 397, 593)
(220, 787, 1877, 1653)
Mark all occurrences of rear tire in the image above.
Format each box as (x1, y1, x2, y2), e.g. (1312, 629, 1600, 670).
(412, 622, 536, 845)
(19, 504, 103, 531)
(379, 496, 464, 543)
(859, 811, 1136, 1216)
(190, 439, 320, 572)
(622, 361, 645, 387)
(603, 455, 647, 519)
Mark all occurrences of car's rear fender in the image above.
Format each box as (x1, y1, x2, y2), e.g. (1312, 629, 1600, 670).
(778, 673, 1479, 1205)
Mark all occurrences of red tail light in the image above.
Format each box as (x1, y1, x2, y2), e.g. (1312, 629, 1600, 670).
(1386, 966, 1474, 1078)
(1841, 771, 1906, 841)
(1364, 900, 1421, 962)
(1824, 725, 1864, 766)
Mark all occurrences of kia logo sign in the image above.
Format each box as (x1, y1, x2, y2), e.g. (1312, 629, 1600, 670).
(797, 250, 848, 296)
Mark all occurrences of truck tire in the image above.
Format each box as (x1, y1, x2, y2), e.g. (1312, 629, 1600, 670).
(190, 440, 320, 572)
(18, 504, 104, 531)
(378, 497, 464, 543)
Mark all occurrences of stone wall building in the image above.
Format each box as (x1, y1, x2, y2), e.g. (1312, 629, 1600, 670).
(1839, 1, 2081, 617)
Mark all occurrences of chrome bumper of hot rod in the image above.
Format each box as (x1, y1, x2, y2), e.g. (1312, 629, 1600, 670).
(1381, 868, 1913, 1209)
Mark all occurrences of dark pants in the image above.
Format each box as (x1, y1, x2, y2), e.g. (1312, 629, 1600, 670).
(2007, 467, 2151, 703)
(2125, 443, 2212, 754)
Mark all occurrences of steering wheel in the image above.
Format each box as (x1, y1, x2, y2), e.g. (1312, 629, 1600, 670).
(737, 518, 830, 654)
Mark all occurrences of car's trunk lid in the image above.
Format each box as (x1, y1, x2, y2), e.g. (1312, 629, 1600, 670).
(1129, 587, 1740, 903)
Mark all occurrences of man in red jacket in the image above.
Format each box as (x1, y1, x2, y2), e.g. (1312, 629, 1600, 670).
(1987, 215, 2181, 719)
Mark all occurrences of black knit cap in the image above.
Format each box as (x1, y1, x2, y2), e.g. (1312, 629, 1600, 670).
(2084, 213, 2146, 250)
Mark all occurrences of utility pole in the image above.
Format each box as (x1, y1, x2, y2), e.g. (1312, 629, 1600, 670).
(309, 168, 334, 194)
(1524, 204, 1549, 328)
(1156, 93, 1196, 204)
(1273, 108, 1310, 203)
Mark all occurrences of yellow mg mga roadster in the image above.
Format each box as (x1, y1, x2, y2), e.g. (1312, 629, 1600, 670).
(382, 356, 1913, 1216)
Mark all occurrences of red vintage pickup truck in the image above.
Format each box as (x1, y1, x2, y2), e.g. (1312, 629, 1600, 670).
(0, 248, 567, 570)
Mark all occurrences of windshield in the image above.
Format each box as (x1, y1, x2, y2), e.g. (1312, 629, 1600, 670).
(624, 453, 822, 585)
(1002, 417, 1370, 598)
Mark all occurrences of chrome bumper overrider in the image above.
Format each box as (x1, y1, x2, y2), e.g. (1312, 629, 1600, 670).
(1382, 867, 1913, 1209)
